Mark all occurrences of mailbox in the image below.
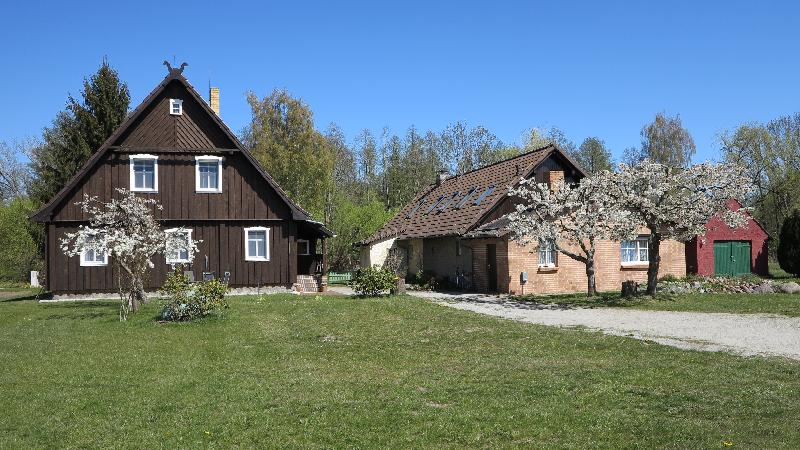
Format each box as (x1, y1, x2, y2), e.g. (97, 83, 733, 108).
(520, 271, 528, 284)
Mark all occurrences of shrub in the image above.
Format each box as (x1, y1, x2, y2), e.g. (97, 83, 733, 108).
(350, 266, 397, 297)
(160, 267, 229, 321)
(778, 210, 800, 276)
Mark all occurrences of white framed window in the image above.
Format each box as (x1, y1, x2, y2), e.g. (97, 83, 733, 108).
(195, 155, 223, 193)
(244, 227, 270, 261)
(538, 238, 557, 267)
(169, 99, 183, 115)
(297, 239, 310, 256)
(621, 237, 649, 264)
(80, 233, 108, 267)
(165, 228, 193, 264)
(129, 154, 158, 192)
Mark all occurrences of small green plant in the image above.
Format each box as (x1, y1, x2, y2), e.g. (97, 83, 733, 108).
(350, 266, 397, 297)
(160, 266, 229, 321)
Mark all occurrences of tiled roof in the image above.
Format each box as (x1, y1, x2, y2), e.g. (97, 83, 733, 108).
(362, 144, 558, 244)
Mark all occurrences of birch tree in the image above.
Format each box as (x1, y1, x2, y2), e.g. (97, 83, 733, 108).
(507, 175, 637, 297)
(60, 189, 198, 320)
(606, 161, 753, 295)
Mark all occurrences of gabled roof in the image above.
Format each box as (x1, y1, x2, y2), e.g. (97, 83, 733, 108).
(31, 67, 328, 235)
(362, 144, 584, 244)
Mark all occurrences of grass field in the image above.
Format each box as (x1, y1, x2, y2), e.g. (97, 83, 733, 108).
(513, 291, 800, 317)
(1, 294, 799, 448)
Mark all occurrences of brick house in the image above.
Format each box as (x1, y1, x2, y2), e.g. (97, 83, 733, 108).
(685, 199, 769, 276)
(359, 145, 686, 294)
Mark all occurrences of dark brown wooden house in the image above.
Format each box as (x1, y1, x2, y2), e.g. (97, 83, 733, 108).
(32, 64, 332, 293)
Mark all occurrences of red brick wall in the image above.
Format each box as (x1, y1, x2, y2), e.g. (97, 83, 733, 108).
(687, 199, 769, 276)
(505, 238, 685, 295)
(467, 235, 685, 295)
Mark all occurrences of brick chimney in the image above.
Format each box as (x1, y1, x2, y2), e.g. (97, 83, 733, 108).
(209, 87, 220, 116)
(548, 170, 564, 191)
(436, 170, 450, 186)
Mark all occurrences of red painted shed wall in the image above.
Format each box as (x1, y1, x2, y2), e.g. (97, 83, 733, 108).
(686, 200, 769, 276)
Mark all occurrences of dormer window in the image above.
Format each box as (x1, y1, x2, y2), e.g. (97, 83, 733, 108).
(169, 99, 183, 115)
(129, 154, 158, 192)
(195, 155, 223, 193)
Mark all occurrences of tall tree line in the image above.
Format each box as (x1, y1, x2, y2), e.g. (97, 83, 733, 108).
(0, 58, 130, 282)
(8, 59, 770, 279)
(721, 113, 800, 255)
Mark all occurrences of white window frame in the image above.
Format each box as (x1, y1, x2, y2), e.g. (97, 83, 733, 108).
(194, 155, 223, 193)
(80, 232, 108, 267)
(621, 236, 650, 265)
(297, 239, 310, 256)
(538, 238, 557, 268)
(244, 227, 270, 261)
(169, 99, 183, 115)
(129, 154, 159, 192)
(165, 228, 193, 264)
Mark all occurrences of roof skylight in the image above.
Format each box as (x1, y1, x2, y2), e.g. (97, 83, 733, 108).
(425, 195, 445, 214)
(474, 185, 495, 205)
(406, 198, 426, 218)
(455, 187, 478, 209)
(437, 192, 460, 212)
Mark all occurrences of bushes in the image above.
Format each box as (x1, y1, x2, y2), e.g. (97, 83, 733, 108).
(0, 198, 41, 282)
(778, 210, 800, 276)
(160, 267, 228, 321)
(350, 266, 397, 297)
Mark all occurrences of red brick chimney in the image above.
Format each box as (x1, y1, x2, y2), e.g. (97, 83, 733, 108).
(548, 170, 564, 190)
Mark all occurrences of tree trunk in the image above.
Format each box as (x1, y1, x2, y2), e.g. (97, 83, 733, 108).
(585, 258, 597, 297)
(646, 232, 662, 296)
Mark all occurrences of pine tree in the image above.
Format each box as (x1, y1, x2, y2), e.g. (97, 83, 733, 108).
(29, 59, 130, 205)
(777, 210, 800, 276)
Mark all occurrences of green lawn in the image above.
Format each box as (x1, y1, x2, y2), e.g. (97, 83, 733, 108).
(513, 292, 800, 317)
(770, 261, 800, 282)
(1, 295, 799, 448)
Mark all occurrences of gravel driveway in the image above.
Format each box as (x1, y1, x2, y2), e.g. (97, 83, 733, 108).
(408, 291, 800, 361)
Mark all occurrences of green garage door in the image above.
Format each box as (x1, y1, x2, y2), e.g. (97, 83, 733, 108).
(714, 241, 751, 276)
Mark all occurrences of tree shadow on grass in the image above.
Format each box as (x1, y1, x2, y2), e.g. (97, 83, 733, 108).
(0, 293, 40, 302)
(41, 301, 120, 321)
(507, 291, 677, 310)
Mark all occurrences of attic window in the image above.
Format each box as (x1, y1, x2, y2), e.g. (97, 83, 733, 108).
(169, 99, 183, 115)
(474, 185, 495, 206)
(455, 187, 478, 209)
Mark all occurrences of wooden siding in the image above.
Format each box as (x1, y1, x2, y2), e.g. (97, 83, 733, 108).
(48, 222, 296, 292)
(115, 80, 235, 150)
(50, 151, 292, 222)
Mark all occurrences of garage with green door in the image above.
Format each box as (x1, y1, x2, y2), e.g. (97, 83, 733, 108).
(713, 241, 751, 276)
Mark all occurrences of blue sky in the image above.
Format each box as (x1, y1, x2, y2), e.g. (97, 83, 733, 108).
(1, 1, 798, 163)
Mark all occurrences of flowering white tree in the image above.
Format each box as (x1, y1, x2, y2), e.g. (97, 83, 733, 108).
(605, 161, 753, 295)
(507, 175, 638, 297)
(60, 189, 199, 320)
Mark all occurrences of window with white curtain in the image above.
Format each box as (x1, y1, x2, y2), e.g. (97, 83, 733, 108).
(538, 238, 557, 267)
(621, 237, 649, 264)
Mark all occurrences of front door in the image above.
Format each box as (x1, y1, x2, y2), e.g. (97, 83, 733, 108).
(714, 241, 751, 276)
(487, 244, 498, 292)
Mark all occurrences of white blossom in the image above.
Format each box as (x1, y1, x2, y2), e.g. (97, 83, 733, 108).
(603, 160, 754, 294)
(506, 174, 637, 296)
(60, 189, 200, 320)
